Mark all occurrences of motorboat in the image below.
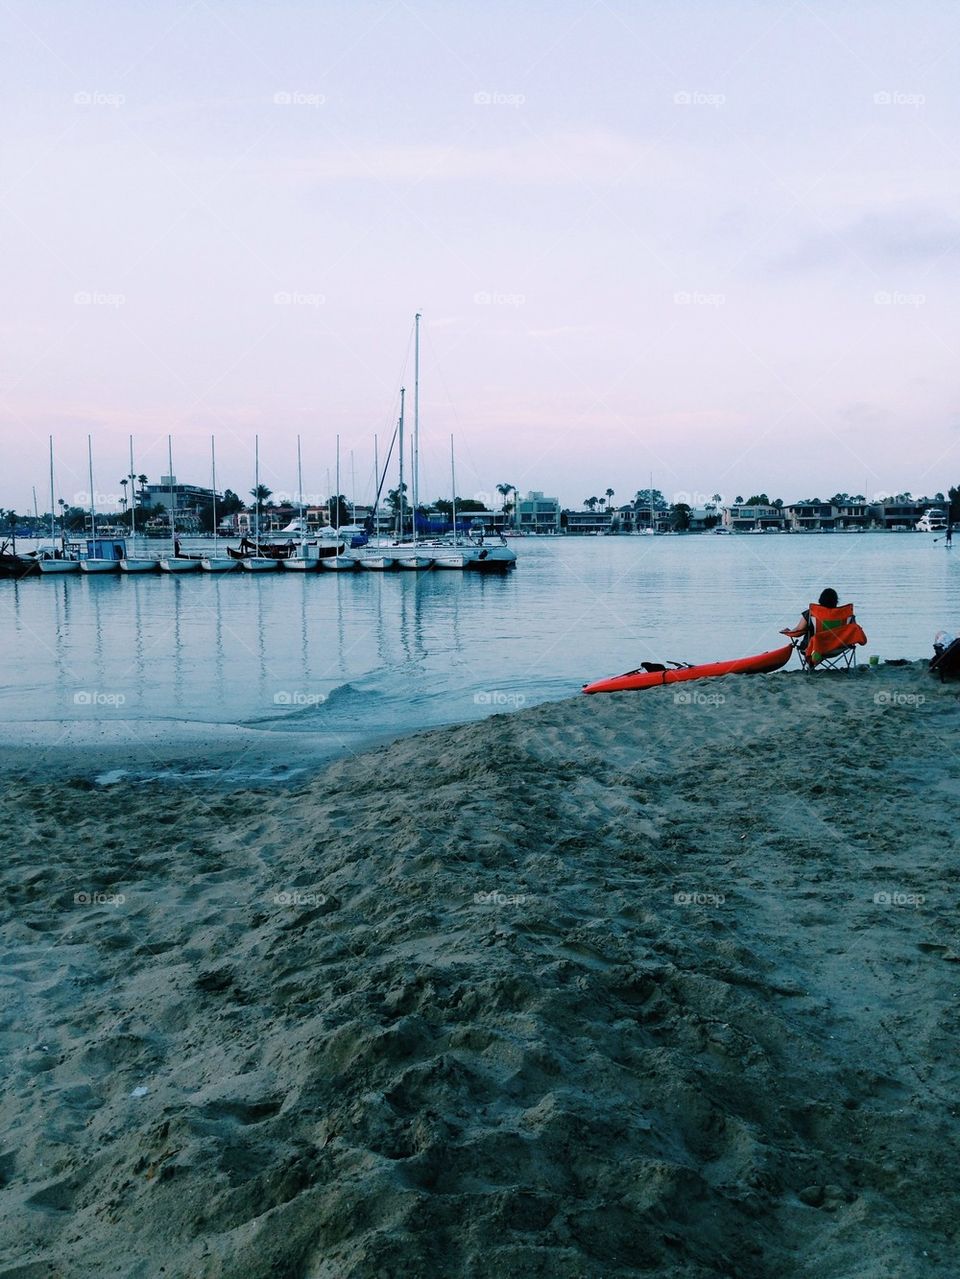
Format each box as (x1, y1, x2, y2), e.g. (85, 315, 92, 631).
(916, 508, 948, 533)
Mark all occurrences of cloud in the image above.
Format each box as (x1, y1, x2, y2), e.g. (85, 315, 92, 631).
(775, 212, 960, 273)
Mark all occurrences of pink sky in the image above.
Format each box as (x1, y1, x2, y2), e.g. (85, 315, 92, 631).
(2, 0, 958, 513)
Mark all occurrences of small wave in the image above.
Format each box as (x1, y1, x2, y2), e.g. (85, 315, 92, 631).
(243, 682, 383, 727)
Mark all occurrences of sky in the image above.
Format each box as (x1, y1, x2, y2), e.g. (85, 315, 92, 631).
(1, 0, 958, 514)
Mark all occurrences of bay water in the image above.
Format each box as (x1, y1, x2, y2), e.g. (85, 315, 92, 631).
(2, 534, 955, 772)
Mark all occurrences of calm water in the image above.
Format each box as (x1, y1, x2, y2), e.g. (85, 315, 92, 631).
(2, 534, 956, 756)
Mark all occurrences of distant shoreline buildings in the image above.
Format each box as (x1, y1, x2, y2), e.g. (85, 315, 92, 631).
(4, 479, 953, 540)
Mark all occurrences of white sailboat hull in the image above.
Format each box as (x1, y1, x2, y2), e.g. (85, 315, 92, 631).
(199, 558, 240, 572)
(281, 557, 320, 571)
(359, 556, 396, 571)
(79, 559, 120, 574)
(158, 558, 202, 573)
(320, 555, 360, 571)
(37, 559, 80, 574)
(240, 558, 280, 571)
(396, 556, 434, 570)
(119, 559, 159, 573)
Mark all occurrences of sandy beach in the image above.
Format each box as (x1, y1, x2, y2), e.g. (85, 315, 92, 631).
(1, 660, 957, 1278)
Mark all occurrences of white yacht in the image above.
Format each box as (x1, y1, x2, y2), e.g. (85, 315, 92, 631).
(916, 508, 948, 533)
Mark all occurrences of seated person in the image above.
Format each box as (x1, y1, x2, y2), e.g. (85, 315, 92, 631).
(781, 587, 839, 652)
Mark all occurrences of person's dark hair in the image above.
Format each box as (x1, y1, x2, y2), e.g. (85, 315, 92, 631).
(819, 588, 839, 608)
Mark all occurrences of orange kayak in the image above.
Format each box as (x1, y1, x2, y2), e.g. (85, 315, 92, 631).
(582, 643, 793, 694)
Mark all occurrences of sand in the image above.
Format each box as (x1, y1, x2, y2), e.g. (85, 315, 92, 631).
(1, 661, 957, 1278)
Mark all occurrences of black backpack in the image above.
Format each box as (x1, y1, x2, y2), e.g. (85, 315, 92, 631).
(931, 636, 960, 681)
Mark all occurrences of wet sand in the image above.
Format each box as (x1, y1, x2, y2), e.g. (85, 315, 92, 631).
(1, 661, 957, 1278)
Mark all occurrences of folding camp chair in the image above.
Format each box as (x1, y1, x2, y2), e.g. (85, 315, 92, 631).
(788, 602, 867, 671)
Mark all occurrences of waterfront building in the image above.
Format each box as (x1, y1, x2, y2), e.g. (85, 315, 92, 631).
(564, 510, 612, 534)
(723, 502, 787, 531)
(517, 492, 561, 534)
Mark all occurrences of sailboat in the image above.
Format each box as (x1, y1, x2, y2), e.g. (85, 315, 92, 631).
(360, 431, 396, 570)
(120, 436, 160, 571)
(78, 436, 124, 572)
(200, 436, 239, 571)
(36, 437, 80, 574)
(389, 318, 433, 570)
(283, 437, 322, 571)
(368, 315, 513, 572)
(320, 435, 360, 570)
(158, 438, 201, 572)
(241, 436, 280, 571)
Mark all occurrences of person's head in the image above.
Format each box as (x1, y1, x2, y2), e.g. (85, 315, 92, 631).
(819, 588, 839, 608)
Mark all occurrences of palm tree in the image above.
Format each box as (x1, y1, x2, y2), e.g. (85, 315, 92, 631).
(605, 487, 614, 512)
(584, 496, 598, 512)
(250, 483, 272, 539)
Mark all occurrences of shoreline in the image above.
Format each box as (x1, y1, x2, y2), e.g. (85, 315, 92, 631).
(1, 659, 957, 1277)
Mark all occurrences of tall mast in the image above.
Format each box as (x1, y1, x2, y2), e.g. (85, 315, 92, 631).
(88, 434, 97, 544)
(398, 387, 406, 539)
(297, 433, 304, 550)
(350, 449, 356, 525)
(211, 435, 218, 557)
(373, 434, 380, 547)
(48, 436, 55, 545)
(168, 435, 176, 554)
(450, 434, 458, 542)
(32, 486, 38, 522)
(335, 435, 341, 538)
(413, 312, 420, 544)
(128, 435, 136, 539)
(254, 433, 260, 554)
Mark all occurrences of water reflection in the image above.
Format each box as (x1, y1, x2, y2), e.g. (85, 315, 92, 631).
(0, 538, 954, 743)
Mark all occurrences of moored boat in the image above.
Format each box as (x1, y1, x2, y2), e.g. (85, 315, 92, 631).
(199, 557, 240, 572)
(158, 557, 201, 573)
(240, 556, 280, 572)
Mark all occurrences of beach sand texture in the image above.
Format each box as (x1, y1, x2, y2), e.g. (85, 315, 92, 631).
(1, 662, 957, 1278)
